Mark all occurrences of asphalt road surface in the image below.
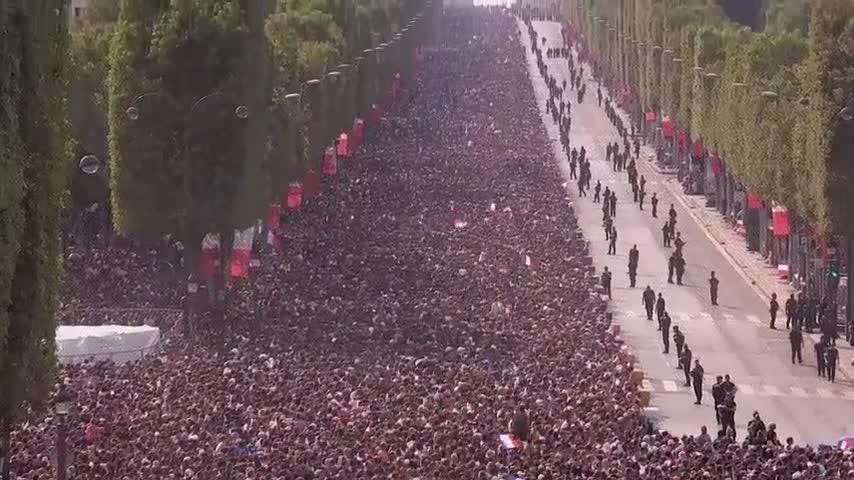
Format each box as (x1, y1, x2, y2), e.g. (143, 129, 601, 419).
(519, 19, 854, 445)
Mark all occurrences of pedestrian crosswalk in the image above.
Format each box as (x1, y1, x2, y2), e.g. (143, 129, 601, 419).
(643, 378, 854, 401)
(619, 310, 767, 327)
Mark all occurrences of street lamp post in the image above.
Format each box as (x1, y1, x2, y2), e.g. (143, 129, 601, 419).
(54, 385, 74, 480)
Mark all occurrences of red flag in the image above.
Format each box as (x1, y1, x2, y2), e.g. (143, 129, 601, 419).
(322, 147, 337, 176)
(773, 206, 790, 236)
(337, 133, 350, 158)
(286, 182, 303, 210)
(747, 192, 763, 209)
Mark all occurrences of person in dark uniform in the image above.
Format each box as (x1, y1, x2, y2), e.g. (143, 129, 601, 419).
(601, 266, 612, 299)
(638, 188, 646, 210)
(826, 340, 839, 383)
(673, 232, 686, 256)
(628, 245, 639, 287)
(674, 254, 686, 285)
(660, 312, 672, 354)
(632, 182, 639, 203)
(709, 271, 719, 306)
(680, 344, 693, 386)
(651, 192, 659, 218)
(656, 293, 666, 325)
(785, 293, 797, 329)
(642, 286, 656, 321)
(711, 376, 725, 425)
(718, 394, 737, 440)
(673, 326, 685, 367)
(668, 204, 677, 223)
(815, 338, 827, 378)
(569, 154, 578, 179)
(608, 228, 617, 255)
(604, 214, 613, 240)
(609, 191, 617, 217)
(634, 137, 640, 159)
(662, 222, 671, 247)
(769, 293, 780, 330)
(691, 359, 705, 404)
(789, 325, 803, 364)
(667, 253, 676, 284)
(593, 180, 601, 202)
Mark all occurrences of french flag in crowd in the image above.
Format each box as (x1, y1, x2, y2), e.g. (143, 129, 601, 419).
(498, 434, 524, 450)
(229, 226, 255, 278)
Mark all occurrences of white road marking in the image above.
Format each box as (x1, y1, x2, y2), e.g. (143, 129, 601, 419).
(764, 385, 783, 396)
(642, 379, 655, 392)
(746, 315, 762, 326)
(816, 387, 835, 399)
(662, 380, 679, 392)
(723, 313, 737, 322)
(790, 387, 809, 398)
(738, 384, 755, 395)
(699, 312, 713, 321)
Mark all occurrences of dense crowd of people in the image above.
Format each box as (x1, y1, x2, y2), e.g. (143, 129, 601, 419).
(7, 8, 854, 480)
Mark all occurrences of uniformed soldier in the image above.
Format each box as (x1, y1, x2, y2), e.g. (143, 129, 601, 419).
(769, 293, 780, 330)
(601, 266, 612, 299)
(604, 214, 613, 240)
(642, 286, 656, 321)
(711, 376, 725, 425)
(815, 338, 827, 378)
(593, 180, 602, 203)
(674, 254, 686, 285)
(826, 340, 839, 383)
(662, 222, 671, 247)
(691, 359, 705, 404)
(656, 293, 666, 325)
(668, 253, 676, 284)
(789, 325, 803, 364)
(628, 245, 640, 285)
(673, 326, 685, 367)
(609, 191, 617, 217)
(680, 344, 693, 386)
(608, 228, 618, 255)
(785, 293, 797, 329)
(638, 188, 646, 210)
(660, 312, 672, 354)
(709, 271, 719, 306)
(674, 232, 686, 255)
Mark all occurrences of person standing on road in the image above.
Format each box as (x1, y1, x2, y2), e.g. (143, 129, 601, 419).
(638, 188, 646, 210)
(597, 86, 602, 106)
(633, 137, 640, 159)
(569, 154, 578, 179)
(656, 293, 666, 325)
(628, 245, 639, 285)
(673, 232, 686, 255)
(673, 326, 685, 367)
(719, 394, 737, 440)
(601, 266, 612, 299)
(608, 228, 618, 255)
(789, 325, 803, 364)
(609, 191, 617, 217)
(826, 340, 839, 383)
(577, 174, 586, 197)
(815, 337, 827, 378)
(674, 254, 686, 285)
(651, 192, 659, 218)
(709, 271, 719, 306)
(668, 203, 677, 222)
(660, 312, 672, 354)
(769, 293, 780, 330)
(667, 253, 676, 284)
(631, 182, 639, 203)
(712, 376, 725, 425)
(643, 286, 656, 321)
(604, 214, 613, 240)
(680, 344, 693, 386)
(691, 359, 705, 404)
(785, 293, 797, 329)
(662, 222, 671, 247)
(593, 180, 601, 202)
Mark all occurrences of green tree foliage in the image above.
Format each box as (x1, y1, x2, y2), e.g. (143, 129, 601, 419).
(0, 0, 70, 430)
(763, 0, 810, 35)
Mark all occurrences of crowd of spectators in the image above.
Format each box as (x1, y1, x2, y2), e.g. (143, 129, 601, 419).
(8, 8, 854, 480)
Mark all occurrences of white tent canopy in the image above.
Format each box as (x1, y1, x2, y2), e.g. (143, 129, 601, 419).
(56, 325, 160, 365)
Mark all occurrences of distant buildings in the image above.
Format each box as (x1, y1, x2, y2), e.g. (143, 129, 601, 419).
(68, 0, 90, 23)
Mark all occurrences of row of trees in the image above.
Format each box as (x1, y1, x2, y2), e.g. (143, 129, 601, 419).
(563, 0, 854, 236)
(0, 0, 71, 469)
(2, 0, 436, 464)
